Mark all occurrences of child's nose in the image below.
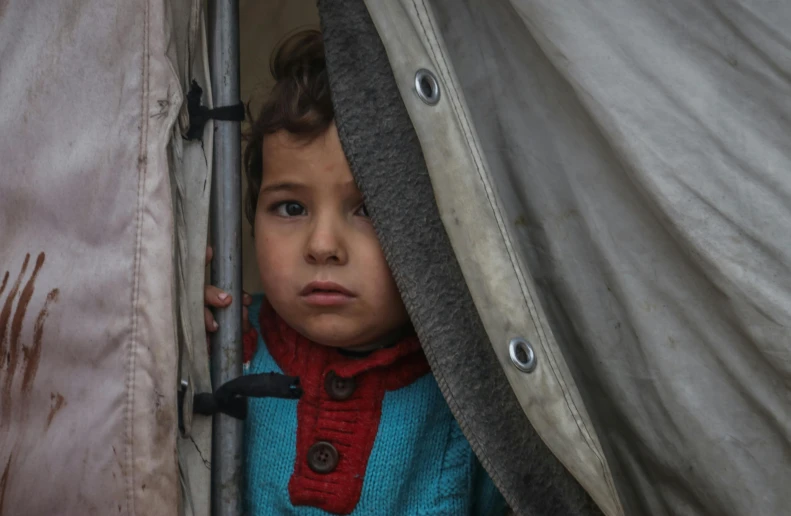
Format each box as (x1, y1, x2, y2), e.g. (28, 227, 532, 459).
(304, 224, 347, 265)
(306, 246, 343, 265)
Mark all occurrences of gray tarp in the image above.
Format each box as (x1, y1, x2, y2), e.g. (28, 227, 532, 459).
(368, 1, 791, 515)
(2, 0, 789, 515)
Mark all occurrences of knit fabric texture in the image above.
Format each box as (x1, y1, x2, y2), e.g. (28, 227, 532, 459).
(244, 294, 507, 515)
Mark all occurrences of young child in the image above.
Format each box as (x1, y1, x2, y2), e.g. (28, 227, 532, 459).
(206, 29, 507, 515)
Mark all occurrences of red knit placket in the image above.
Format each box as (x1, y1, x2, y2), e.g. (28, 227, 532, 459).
(253, 302, 430, 515)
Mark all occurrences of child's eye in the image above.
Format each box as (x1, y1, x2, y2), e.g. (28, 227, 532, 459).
(355, 203, 369, 218)
(273, 201, 306, 217)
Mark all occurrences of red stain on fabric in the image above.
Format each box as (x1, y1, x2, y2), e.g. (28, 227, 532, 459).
(0, 255, 31, 420)
(46, 392, 66, 429)
(22, 288, 59, 393)
(0, 253, 57, 423)
(0, 272, 8, 298)
(6, 254, 45, 399)
(0, 254, 30, 365)
(0, 454, 10, 516)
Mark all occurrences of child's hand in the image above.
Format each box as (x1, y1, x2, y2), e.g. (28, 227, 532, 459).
(204, 246, 253, 334)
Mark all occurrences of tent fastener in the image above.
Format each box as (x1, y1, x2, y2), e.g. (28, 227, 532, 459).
(415, 69, 440, 105)
(509, 337, 537, 373)
(177, 378, 190, 433)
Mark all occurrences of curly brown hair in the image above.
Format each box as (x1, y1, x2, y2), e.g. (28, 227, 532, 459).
(243, 29, 334, 228)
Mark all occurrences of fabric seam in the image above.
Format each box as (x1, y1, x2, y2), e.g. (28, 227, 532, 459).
(127, 0, 151, 513)
(403, 0, 510, 505)
(415, 0, 590, 451)
(412, 0, 618, 506)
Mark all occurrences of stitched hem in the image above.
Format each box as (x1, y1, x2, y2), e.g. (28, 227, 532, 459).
(410, 0, 619, 506)
(127, 1, 151, 514)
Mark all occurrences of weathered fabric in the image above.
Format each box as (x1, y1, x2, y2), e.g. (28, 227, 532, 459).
(318, 1, 603, 514)
(0, 0, 186, 514)
(358, 1, 791, 515)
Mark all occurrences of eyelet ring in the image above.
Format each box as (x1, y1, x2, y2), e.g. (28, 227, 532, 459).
(509, 337, 537, 373)
(415, 69, 440, 105)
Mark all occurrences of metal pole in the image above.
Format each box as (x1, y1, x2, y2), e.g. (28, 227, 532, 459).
(208, 1, 243, 515)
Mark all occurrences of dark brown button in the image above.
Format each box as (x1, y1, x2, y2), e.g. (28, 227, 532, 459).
(325, 371, 356, 401)
(307, 441, 339, 474)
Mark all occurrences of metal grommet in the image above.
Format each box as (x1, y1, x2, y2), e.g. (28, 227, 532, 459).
(509, 337, 537, 373)
(415, 69, 440, 105)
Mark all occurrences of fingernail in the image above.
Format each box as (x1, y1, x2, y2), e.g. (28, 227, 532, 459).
(218, 293, 228, 301)
(213, 321, 219, 330)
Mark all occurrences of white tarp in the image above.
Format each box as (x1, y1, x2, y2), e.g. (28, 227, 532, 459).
(369, 0, 791, 515)
(0, 0, 187, 514)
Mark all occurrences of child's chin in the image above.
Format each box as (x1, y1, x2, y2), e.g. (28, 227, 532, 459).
(309, 333, 363, 349)
(299, 319, 366, 348)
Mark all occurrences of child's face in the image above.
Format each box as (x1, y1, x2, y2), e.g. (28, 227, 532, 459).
(254, 124, 410, 349)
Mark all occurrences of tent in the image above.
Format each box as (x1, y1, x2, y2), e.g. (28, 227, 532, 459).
(1, 0, 789, 514)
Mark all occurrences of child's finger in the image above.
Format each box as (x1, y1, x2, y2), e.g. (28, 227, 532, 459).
(205, 245, 213, 264)
(242, 305, 251, 332)
(205, 284, 232, 308)
(205, 306, 218, 332)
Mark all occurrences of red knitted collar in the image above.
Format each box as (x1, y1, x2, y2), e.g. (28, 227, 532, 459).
(258, 301, 431, 514)
(258, 300, 429, 386)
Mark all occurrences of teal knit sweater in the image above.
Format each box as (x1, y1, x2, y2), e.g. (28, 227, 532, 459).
(244, 294, 506, 515)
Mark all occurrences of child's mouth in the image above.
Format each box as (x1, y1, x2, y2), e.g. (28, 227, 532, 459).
(300, 281, 356, 306)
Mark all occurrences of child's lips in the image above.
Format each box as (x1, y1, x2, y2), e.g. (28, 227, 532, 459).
(301, 291, 355, 306)
(300, 281, 356, 306)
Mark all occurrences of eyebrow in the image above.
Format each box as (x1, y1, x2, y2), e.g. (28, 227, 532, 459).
(259, 181, 308, 194)
(260, 180, 359, 194)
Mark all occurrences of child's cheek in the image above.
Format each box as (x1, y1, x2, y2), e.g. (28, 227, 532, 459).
(256, 233, 297, 291)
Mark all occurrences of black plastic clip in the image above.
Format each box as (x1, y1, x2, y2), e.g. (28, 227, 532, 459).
(184, 80, 245, 141)
(193, 372, 302, 420)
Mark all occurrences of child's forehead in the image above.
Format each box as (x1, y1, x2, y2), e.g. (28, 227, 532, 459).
(260, 126, 357, 191)
(263, 126, 342, 166)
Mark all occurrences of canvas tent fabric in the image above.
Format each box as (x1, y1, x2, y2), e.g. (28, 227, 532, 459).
(336, 2, 617, 515)
(357, 1, 791, 515)
(0, 0, 192, 514)
(0, 0, 216, 514)
(2, 0, 790, 515)
(320, 0, 607, 515)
